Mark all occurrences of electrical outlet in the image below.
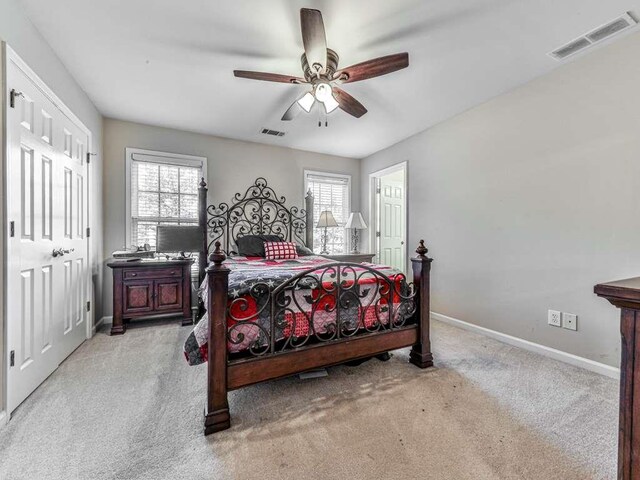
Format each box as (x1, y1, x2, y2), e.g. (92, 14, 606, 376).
(548, 309, 562, 327)
(562, 312, 578, 331)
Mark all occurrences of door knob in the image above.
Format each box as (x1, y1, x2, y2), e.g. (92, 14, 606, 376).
(52, 248, 75, 258)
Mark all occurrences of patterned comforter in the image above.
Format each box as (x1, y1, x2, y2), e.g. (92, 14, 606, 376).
(183, 255, 407, 366)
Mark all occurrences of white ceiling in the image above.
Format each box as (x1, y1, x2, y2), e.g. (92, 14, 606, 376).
(20, 0, 640, 158)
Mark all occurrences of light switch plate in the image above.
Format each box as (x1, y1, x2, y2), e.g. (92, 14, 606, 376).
(562, 312, 578, 331)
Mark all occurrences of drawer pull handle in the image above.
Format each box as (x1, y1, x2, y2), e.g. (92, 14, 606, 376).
(130, 273, 137, 277)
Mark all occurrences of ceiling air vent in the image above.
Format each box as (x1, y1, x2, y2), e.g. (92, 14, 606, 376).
(551, 38, 591, 60)
(260, 128, 285, 137)
(549, 12, 638, 61)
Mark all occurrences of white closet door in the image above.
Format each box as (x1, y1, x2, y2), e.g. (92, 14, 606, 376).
(6, 53, 90, 413)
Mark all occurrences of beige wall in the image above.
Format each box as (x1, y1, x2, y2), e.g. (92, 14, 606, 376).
(0, 1, 103, 414)
(361, 31, 640, 368)
(102, 118, 360, 317)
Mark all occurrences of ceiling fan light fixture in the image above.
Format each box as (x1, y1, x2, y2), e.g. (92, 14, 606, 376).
(323, 94, 340, 113)
(297, 92, 315, 112)
(314, 82, 332, 102)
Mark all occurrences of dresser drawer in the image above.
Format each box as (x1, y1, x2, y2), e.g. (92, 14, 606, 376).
(123, 267, 183, 280)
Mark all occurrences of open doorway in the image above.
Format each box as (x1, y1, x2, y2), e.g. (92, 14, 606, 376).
(369, 162, 408, 273)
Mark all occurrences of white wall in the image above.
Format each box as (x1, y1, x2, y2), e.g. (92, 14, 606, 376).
(0, 0, 103, 413)
(361, 31, 640, 368)
(102, 118, 360, 317)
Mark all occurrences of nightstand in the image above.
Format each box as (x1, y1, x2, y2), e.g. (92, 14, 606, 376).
(107, 258, 194, 335)
(322, 253, 375, 263)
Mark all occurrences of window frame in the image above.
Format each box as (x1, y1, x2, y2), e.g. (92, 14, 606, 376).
(303, 169, 352, 253)
(125, 148, 207, 248)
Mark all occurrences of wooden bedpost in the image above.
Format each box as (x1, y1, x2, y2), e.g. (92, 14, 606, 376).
(198, 178, 208, 284)
(305, 188, 314, 249)
(409, 240, 434, 369)
(204, 241, 231, 435)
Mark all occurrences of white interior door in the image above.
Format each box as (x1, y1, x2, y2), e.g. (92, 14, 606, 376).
(375, 168, 406, 272)
(6, 53, 90, 413)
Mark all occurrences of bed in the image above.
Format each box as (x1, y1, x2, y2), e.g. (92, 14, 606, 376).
(187, 177, 434, 435)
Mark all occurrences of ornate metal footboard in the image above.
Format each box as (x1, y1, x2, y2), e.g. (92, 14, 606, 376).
(203, 240, 433, 435)
(227, 260, 417, 356)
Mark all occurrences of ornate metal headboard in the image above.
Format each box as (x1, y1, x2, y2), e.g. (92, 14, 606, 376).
(197, 177, 314, 280)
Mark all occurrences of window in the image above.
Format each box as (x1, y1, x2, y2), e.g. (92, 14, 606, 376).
(125, 148, 206, 248)
(304, 171, 351, 254)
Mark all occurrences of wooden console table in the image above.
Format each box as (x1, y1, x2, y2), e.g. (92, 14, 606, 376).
(323, 252, 375, 263)
(108, 258, 194, 335)
(595, 277, 640, 479)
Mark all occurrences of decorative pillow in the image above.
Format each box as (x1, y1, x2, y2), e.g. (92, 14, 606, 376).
(264, 241, 299, 260)
(296, 244, 314, 256)
(236, 234, 283, 257)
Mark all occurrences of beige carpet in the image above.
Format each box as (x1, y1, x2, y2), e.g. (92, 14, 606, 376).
(0, 319, 618, 480)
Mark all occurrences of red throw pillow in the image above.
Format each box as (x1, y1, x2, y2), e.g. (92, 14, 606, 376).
(264, 241, 299, 260)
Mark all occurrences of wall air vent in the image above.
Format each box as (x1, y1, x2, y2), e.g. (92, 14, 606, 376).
(260, 128, 285, 137)
(549, 12, 638, 61)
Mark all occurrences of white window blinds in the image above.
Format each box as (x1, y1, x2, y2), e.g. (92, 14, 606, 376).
(129, 155, 202, 248)
(305, 172, 350, 254)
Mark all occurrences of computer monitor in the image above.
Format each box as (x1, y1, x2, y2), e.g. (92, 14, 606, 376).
(156, 225, 203, 259)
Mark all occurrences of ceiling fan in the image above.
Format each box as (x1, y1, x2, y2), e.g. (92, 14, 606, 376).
(233, 8, 409, 123)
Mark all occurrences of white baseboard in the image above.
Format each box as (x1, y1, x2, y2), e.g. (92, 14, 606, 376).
(93, 316, 111, 335)
(432, 312, 620, 379)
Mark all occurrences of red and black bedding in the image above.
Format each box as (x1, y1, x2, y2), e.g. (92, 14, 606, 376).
(183, 255, 411, 366)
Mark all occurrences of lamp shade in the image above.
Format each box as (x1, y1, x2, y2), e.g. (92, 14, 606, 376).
(345, 212, 367, 230)
(316, 210, 338, 228)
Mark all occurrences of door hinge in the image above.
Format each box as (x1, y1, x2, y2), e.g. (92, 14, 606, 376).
(376, 187, 381, 194)
(376, 231, 381, 238)
(10, 221, 15, 237)
(86, 152, 97, 164)
(9, 89, 24, 109)
(10, 350, 15, 367)
(86, 301, 91, 312)
(86, 227, 91, 238)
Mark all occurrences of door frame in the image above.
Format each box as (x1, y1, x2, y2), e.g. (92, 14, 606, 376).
(368, 161, 408, 273)
(2, 44, 93, 416)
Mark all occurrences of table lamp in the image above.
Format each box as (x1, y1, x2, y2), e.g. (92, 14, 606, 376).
(345, 212, 367, 254)
(316, 210, 338, 254)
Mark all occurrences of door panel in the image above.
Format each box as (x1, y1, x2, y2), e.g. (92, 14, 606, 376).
(6, 54, 90, 413)
(123, 282, 154, 314)
(380, 175, 405, 271)
(377, 171, 406, 272)
(155, 280, 183, 311)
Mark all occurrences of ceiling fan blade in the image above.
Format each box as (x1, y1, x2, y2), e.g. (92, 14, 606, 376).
(234, 70, 305, 84)
(333, 53, 409, 84)
(332, 87, 367, 118)
(281, 100, 303, 121)
(300, 8, 327, 74)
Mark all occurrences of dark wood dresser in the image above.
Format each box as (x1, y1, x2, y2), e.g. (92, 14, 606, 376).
(107, 258, 194, 335)
(594, 277, 640, 480)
